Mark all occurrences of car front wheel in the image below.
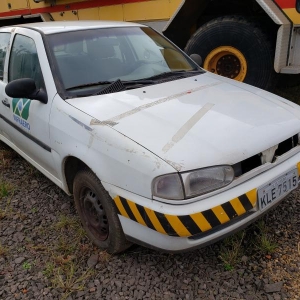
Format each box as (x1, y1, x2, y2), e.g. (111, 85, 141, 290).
(73, 169, 130, 254)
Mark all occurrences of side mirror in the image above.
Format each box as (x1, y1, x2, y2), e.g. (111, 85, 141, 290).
(5, 78, 48, 104)
(190, 54, 203, 67)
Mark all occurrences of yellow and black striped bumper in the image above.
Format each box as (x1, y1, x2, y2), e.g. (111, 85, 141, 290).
(114, 189, 257, 237)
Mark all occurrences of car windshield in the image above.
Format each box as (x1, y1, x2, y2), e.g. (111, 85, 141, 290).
(46, 26, 199, 96)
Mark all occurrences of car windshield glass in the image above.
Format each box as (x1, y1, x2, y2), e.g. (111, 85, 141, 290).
(46, 26, 199, 94)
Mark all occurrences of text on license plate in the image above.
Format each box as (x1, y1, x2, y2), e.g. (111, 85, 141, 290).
(257, 169, 298, 210)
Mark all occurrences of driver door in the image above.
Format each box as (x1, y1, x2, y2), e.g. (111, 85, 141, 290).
(1, 31, 57, 176)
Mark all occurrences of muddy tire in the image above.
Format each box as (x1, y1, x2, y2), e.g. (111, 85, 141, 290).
(185, 16, 277, 91)
(73, 169, 131, 254)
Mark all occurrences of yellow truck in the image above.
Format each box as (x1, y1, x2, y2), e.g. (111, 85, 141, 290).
(2, 0, 300, 90)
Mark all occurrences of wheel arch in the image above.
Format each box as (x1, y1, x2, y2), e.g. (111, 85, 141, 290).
(63, 156, 91, 195)
(163, 0, 279, 50)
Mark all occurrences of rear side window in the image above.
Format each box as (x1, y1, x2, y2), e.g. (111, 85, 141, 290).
(9, 34, 45, 89)
(297, 0, 300, 13)
(0, 33, 11, 80)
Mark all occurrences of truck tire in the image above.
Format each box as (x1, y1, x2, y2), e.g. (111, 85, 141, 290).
(277, 74, 300, 88)
(73, 169, 131, 254)
(185, 16, 277, 91)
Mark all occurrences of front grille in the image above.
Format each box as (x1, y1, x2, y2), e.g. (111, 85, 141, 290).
(275, 135, 298, 156)
(232, 134, 298, 177)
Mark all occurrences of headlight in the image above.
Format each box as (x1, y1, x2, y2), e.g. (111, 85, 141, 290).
(182, 166, 234, 198)
(152, 166, 234, 200)
(152, 174, 184, 200)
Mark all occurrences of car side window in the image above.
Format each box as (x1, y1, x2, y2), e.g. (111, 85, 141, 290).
(0, 33, 11, 80)
(8, 34, 45, 90)
(297, 0, 300, 13)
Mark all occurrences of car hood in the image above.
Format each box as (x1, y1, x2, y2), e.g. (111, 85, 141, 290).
(67, 73, 300, 172)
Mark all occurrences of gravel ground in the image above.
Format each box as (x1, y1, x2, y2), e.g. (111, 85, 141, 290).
(0, 144, 300, 300)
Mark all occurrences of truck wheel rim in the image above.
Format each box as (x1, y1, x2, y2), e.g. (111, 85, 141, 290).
(204, 46, 247, 81)
(82, 188, 109, 241)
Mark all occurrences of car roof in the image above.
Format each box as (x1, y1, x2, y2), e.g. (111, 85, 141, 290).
(15, 20, 145, 34)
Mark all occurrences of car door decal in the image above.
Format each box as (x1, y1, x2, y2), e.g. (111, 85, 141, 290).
(0, 97, 51, 152)
(12, 98, 31, 130)
(0, 112, 52, 152)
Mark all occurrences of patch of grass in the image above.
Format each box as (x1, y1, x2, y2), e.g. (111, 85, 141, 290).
(50, 261, 94, 300)
(218, 231, 245, 270)
(0, 198, 12, 220)
(43, 262, 56, 278)
(0, 181, 14, 199)
(0, 180, 14, 220)
(223, 263, 234, 271)
(0, 243, 8, 257)
(22, 261, 32, 270)
(26, 243, 48, 253)
(31, 207, 37, 213)
(40, 214, 92, 289)
(52, 215, 86, 256)
(17, 246, 26, 253)
(258, 234, 278, 254)
(55, 215, 82, 231)
(54, 254, 76, 266)
(39, 213, 94, 298)
(252, 220, 278, 255)
(0, 209, 6, 220)
(55, 237, 78, 255)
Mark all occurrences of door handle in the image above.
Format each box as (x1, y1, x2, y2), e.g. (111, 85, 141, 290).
(2, 99, 10, 108)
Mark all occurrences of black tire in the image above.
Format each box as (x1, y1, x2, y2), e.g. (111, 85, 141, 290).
(73, 169, 131, 254)
(277, 74, 300, 88)
(185, 16, 277, 91)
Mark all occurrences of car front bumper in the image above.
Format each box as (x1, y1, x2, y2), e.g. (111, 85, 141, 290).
(102, 152, 300, 252)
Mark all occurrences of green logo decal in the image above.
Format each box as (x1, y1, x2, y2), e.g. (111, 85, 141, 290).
(12, 98, 31, 131)
(12, 98, 31, 120)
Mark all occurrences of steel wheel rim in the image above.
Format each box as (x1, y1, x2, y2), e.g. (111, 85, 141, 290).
(204, 46, 247, 81)
(81, 187, 109, 241)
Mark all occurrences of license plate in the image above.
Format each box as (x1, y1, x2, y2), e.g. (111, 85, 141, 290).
(257, 169, 298, 210)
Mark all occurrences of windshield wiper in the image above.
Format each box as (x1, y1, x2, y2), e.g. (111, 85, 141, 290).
(65, 69, 204, 93)
(66, 81, 113, 91)
(120, 79, 156, 89)
(67, 78, 156, 96)
(122, 79, 156, 85)
(66, 69, 203, 94)
(145, 69, 204, 80)
(67, 70, 203, 96)
(92, 79, 125, 95)
(93, 79, 157, 95)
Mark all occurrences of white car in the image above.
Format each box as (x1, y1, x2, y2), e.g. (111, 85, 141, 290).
(1, 21, 300, 253)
